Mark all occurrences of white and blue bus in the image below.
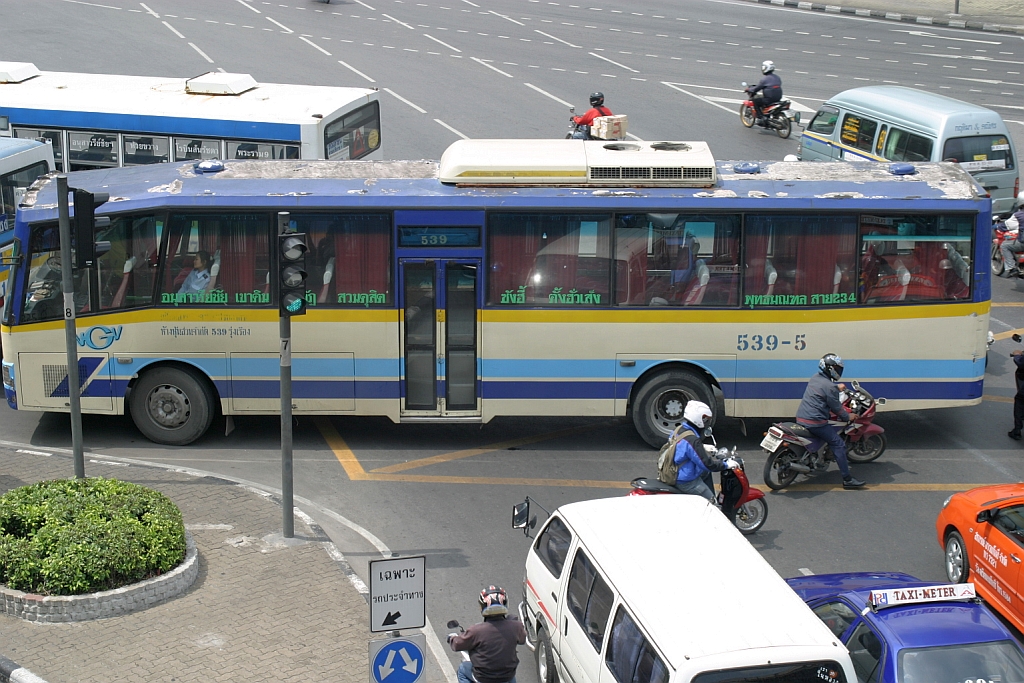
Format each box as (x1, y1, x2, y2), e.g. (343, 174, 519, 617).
(1, 140, 991, 447)
(0, 62, 381, 171)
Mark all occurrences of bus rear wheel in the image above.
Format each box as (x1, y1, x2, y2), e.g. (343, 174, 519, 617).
(129, 366, 215, 446)
(633, 370, 715, 448)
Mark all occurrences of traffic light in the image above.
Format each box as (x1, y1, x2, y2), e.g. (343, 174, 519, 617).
(278, 232, 308, 316)
(72, 189, 110, 269)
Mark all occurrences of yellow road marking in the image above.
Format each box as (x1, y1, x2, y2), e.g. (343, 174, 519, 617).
(985, 395, 1014, 404)
(371, 421, 623, 474)
(993, 328, 1024, 341)
(993, 303, 1024, 307)
(314, 417, 369, 480)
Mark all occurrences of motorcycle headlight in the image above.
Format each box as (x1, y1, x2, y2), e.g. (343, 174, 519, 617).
(942, 495, 953, 509)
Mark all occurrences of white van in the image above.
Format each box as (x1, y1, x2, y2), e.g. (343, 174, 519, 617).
(799, 86, 1019, 214)
(512, 495, 856, 683)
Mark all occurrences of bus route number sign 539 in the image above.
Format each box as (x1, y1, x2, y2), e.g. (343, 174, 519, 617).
(737, 334, 806, 351)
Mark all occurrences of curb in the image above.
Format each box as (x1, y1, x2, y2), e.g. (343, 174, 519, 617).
(0, 654, 47, 683)
(742, 0, 1024, 35)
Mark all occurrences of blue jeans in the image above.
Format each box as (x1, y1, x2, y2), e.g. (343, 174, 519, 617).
(675, 475, 716, 503)
(805, 423, 850, 478)
(458, 660, 516, 683)
(1002, 239, 1024, 273)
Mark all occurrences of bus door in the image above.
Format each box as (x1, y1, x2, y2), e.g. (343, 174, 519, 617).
(399, 259, 480, 417)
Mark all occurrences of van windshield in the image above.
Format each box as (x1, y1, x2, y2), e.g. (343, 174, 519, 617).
(692, 661, 847, 683)
(942, 135, 1015, 172)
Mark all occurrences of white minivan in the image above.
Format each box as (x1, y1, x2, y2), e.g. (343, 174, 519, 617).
(799, 86, 1019, 214)
(513, 495, 857, 683)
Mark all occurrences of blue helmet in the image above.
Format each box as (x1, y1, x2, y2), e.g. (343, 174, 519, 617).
(819, 354, 844, 381)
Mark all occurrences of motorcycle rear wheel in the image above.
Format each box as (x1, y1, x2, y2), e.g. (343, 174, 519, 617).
(732, 499, 767, 535)
(774, 114, 792, 139)
(763, 449, 799, 490)
(739, 104, 755, 128)
(847, 432, 886, 463)
(992, 243, 1005, 276)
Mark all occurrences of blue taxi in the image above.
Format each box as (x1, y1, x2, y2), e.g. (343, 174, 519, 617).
(786, 572, 1024, 683)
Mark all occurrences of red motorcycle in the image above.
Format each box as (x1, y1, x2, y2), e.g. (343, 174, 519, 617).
(761, 380, 887, 490)
(739, 82, 797, 139)
(992, 215, 1024, 277)
(629, 448, 768, 535)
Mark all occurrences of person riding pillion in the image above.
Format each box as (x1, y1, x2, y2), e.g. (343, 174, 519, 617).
(1000, 197, 1024, 278)
(795, 354, 865, 489)
(571, 92, 613, 140)
(673, 400, 739, 503)
(448, 586, 527, 683)
(747, 61, 782, 120)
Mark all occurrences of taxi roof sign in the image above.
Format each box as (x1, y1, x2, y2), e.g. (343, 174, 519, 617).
(869, 582, 976, 609)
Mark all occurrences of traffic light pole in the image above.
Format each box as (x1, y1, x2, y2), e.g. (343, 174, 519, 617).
(56, 176, 85, 478)
(278, 211, 294, 538)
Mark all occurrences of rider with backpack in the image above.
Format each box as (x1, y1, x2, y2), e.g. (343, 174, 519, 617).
(661, 401, 738, 502)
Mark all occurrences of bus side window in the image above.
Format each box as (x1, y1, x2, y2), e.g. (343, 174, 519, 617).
(22, 224, 91, 322)
(97, 215, 161, 310)
(159, 213, 271, 306)
(0, 161, 50, 223)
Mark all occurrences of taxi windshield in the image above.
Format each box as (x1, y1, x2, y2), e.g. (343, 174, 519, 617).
(898, 640, 1024, 683)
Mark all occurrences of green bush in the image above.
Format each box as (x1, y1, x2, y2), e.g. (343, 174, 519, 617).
(0, 478, 186, 595)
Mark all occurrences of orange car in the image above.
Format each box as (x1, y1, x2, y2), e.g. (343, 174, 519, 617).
(936, 484, 1024, 632)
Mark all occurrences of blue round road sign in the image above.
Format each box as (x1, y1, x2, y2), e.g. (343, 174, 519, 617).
(372, 639, 424, 683)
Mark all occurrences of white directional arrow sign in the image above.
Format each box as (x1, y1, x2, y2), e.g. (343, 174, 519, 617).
(378, 649, 396, 680)
(398, 648, 418, 675)
(369, 635, 425, 683)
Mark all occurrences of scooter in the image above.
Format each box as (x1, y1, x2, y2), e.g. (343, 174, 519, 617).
(739, 83, 799, 139)
(446, 620, 474, 679)
(628, 446, 768, 535)
(992, 214, 1024, 277)
(761, 380, 886, 490)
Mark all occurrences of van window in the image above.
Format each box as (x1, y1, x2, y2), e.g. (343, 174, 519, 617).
(808, 106, 839, 135)
(534, 516, 573, 577)
(606, 606, 670, 683)
(883, 128, 934, 162)
(567, 550, 615, 650)
(875, 126, 888, 156)
(943, 135, 1015, 171)
(692, 662, 848, 683)
(840, 114, 878, 152)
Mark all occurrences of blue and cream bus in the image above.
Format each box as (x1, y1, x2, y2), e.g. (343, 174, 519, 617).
(1, 140, 990, 446)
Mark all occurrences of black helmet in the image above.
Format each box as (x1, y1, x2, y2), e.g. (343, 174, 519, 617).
(819, 353, 844, 382)
(479, 585, 509, 616)
(589, 92, 605, 107)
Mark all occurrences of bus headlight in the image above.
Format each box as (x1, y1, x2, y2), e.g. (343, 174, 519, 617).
(2, 360, 13, 391)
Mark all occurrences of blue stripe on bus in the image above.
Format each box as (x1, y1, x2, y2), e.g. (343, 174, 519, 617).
(1, 107, 302, 142)
(230, 379, 400, 399)
(722, 379, 983, 401)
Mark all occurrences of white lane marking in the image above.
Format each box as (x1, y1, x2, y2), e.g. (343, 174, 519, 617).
(384, 87, 427, 113)
(524, 82, 574, 107)
(352, 0, 376, 8)
(460, 0, 480, 5)
(625, 132, 643, 141)
(62, 0, 120, 7)
(948, 76, 1024, 86)
(435, 119, 469, 139)
(338, 60, 376, 83)
(589, 51, 637, 73)
(189, 42, 215, 62)
(1008, 120, 1024, 125)
(162, 20, 185, 38)
(662, 82, 736, 114)
(702, 95, 816, 113)
(382, 13, 415, 29)
(489, 9, 525, 25)
(90, 458, 128, 466)
(536, 30, 580, 48)
(424, 33, 461, 52)
(798, 567, 814, 576)
(892, 28, 1001, 45)
(140, 2, 159, 17)
(472, 57, 513, 77)
(266, 16, 293, 32)
(300, 36, 332, 55)
(16, 449, 51, 457)
(235, 0, 261, 12)
(186, 524, 234, 531)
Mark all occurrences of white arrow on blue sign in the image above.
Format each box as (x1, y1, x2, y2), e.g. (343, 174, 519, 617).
(369, 634, 426, 683)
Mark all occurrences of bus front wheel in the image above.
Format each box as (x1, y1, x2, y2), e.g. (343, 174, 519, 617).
(129, 366, 215, 446)
(633, 370, 715, 448)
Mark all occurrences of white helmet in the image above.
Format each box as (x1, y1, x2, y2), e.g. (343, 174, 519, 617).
(761, 60, 775, 74)
(683, 401, 713, 429)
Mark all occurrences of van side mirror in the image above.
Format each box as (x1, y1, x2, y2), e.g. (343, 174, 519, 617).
(977, 509, 994, 524)
(1014, 333, 1022, 343)
(513, 500, 536, 534)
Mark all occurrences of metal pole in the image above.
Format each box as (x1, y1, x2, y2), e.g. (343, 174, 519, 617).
(279, 211, 294, 538)
(57, 176, 85, 478)
(954, 0, 960, 12)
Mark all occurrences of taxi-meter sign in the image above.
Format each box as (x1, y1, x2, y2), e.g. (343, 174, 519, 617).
(869, 582, 976, 608)
(369, 634, 426, 683)
(370, 556, 425, 632)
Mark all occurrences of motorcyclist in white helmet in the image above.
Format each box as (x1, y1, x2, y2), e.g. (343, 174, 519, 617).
(671, 400, 738, 503)
(746, 60, 782, 122)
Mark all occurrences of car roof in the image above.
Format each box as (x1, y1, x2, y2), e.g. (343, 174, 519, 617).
(787, 572, 1016, 649)
(556, 496, 840, 667)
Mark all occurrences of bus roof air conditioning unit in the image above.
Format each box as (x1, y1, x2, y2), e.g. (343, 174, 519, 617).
(438, 139, 716, 187)
(185, 72, 258, 96)
(0, 62, 41, 84)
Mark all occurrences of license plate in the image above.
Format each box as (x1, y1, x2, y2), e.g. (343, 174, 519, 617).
(760, 433, 783, 452)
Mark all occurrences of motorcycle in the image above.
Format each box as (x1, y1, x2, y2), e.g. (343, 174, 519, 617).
(761, 380, 887, 490)
(566, 106, 590, 140)
(446, 620, 473, 677)
(739, 83, 799, 139)
(992, 214, 1024, 277)
(628, 445, 768, 535)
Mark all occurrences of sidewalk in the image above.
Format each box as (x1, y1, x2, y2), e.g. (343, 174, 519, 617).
(740, 0, 1024, 33)
(0, 446, 372, 683)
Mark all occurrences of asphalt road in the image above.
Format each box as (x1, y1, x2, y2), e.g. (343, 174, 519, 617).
(5, 0, 1024, 680)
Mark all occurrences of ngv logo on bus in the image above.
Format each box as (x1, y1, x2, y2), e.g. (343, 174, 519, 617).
(77, 325, 123, 350)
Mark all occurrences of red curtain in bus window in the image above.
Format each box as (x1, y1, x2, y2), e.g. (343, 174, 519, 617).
(488, 225, 541, 303)
(743, 228, 771, 297)
(333, 227, 389, 301)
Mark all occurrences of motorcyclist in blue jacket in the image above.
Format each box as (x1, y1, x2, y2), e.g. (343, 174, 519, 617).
(795, 354, 866, 489)
(747, 60, 782, 121)
(673, 400, 738, 502)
